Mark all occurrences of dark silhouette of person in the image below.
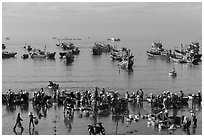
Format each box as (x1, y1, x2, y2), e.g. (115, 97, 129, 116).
(28, 112, 35, 128)
(13, 113, 24, 131)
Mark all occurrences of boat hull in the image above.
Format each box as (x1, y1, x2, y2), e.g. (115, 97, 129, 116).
(31, 54, 47, 58)
(168, 72, 177, 76)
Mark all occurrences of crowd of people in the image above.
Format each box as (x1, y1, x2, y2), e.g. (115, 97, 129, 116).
(2, 87, 202, 135)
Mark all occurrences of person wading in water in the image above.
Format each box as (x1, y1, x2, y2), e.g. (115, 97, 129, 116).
(28, 112, 35, 129)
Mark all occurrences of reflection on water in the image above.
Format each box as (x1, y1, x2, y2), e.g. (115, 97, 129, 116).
(29, 128, 39, 135)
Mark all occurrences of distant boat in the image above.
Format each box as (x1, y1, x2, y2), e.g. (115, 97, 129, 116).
(118, 55, 134, 70)
(168, 71, 177, 76)
(46, 52, 56, 59)
(65, 52, 75, 63)
(170, 55, 199, 64)
(146, 42, 169, 58)
(5, 37, 10, 40)
(21, 53, 29, 59)
(107, 38, 120, 42)
(24, 44, 32, 51)
(2, 51, 17, 59)
(92, 43, 103, 55)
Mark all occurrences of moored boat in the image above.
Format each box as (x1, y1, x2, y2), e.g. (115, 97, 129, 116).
(30, 52, 47, 58)
(47, 81, 59, 89)
(21, 53, 29, 59)
(92, 43, 102, 55)
(46, 52, 56, 59)
(168, 71, 177, 76)
(146, 42, 169, 58)
(107, 37, 120, 42)
(24, 44, 33, 52)
(72, 47, 80, 55)
(2, 51, 17, 59)
(65, 52, 75, 63)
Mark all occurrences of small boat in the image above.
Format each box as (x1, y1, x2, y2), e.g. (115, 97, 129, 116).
(146, 51, 161, 57)
(56, 43, 60, 46)
(61, 42, 75, 50)
(92, 44, 102, 55)
(21, 53, 29, 59)
(72, 47, 80, 55)
(118, 55, 134, 70)
(47, 81, 59, 89)
(168, 71, 177, 76)
(107, 37, 120, 42)
(24, 44, 32, 52)
(30, 52, 47, 58)
(59, 52, 67, 58)
(46, 52, 56, 59)
(111, 54, 123, 61)
(2, 51, 17, 58)
(65, 52, 75, 63)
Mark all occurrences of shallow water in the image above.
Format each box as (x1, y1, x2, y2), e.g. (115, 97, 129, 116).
(2, 37, 202, 134)
(2, 100, 202, 135)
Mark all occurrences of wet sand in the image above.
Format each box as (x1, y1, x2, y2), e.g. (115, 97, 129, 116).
(2, 99, 202, 135)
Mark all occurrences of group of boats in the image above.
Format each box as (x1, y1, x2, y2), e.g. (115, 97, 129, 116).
(91, 38, 134, 70)
(2, 42, 80, 62)
(111, 47, 134, 70)
(92, 42, 114, 55)
(147, 41, 202, 65)
(2, 44, 17, 59)
(56, 42, 80, 63)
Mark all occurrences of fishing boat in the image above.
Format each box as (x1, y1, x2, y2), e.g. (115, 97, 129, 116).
(92, 43, 103, 55)
(30, 51, 47, 58)
(174, 42, 202, 61)
(24, 44, 32, 52)
(168, 71, 177, 76)
(170, 55, 199, 64)
(169, 56, 187, 63)
(65, 52, 75, 63)
(46, 52, 56, 59)
(107, 37, 120, 42)
(118, 55, 134, 70)
(72, 47, 80, 55)
(59, 52, 67, 58)
(47, 81, 59, 89)
(110, 53, 123, 61)
(2, 51, 17, 59)
(147, 42, 169, 58)
(61, 42, 75, 50)
(21, 53, 29, 59)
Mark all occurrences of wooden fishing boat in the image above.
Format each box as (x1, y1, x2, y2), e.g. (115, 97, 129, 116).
(92, 44, 102, 55)
(21, 53, 29, 59)
(30, 52, 47, 58)
(46, 52, 56, 59)
(2, 51, 17, 58)
(168, 71, 177, 76)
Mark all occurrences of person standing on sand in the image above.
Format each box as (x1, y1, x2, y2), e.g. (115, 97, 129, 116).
(13, 113, 24, 130)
